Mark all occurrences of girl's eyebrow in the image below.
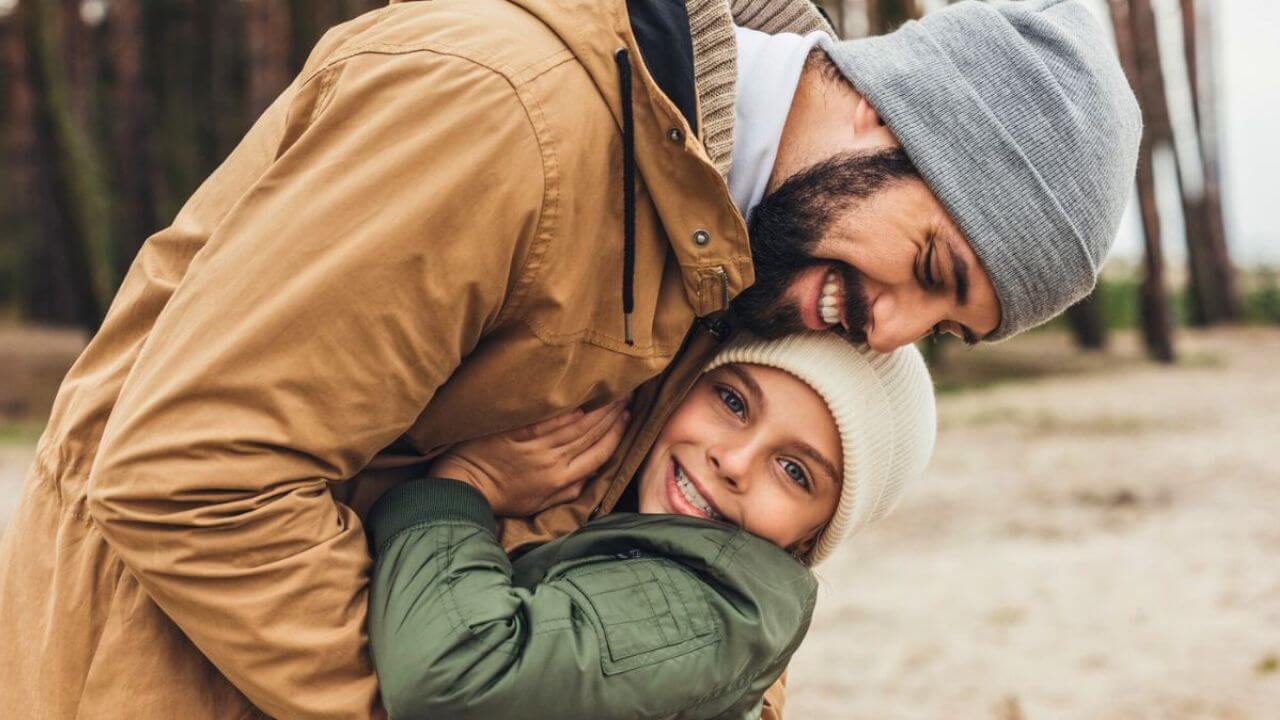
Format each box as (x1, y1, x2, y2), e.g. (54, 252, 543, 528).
(724, 365, 839, 486)
(792, 442, 839, 489)
(723, 365, 765, 413)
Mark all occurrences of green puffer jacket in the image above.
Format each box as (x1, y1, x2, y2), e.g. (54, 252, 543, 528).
(366, 479, 818, 719)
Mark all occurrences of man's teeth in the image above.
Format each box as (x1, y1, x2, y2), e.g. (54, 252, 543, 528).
(820, 270, 842, 326)
(674, 464, 722, 520)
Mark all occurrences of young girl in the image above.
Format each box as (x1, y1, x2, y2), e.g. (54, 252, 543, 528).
(365, 332, 936, 719)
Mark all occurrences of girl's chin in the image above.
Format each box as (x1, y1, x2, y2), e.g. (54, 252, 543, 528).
(632, 453, 663, 514)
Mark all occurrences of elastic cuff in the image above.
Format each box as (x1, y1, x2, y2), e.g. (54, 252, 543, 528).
(367, 478, 498, 555)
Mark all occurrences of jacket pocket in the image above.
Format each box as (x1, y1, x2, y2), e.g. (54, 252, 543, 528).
(558, 556, 720, 675)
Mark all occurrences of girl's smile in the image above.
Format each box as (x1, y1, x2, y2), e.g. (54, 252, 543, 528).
(636, 362, 843, 551)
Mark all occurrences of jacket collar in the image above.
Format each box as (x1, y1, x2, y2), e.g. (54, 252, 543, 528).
(387, 0, 833, 316)
(728, 24, 828, 219)
(696, 0, 834, 175)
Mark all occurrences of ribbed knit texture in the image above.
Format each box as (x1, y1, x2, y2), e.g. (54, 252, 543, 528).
(367, 477, 498, 555)
(820, 0, 1142, 339)
(688, 0, 834, 175)
(705, 333, 937, 564)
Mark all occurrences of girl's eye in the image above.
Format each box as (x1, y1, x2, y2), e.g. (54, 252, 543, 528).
(779, 458, 810, 489)
(716, 386, 746, 419)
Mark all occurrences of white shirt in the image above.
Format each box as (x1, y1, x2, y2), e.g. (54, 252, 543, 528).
(727, 25, 831, 220)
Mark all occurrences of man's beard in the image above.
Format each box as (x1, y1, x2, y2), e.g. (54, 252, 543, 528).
(731, 147, 918, 345)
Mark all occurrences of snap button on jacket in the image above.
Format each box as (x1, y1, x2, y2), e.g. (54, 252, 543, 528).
(0, 0, 833, 718)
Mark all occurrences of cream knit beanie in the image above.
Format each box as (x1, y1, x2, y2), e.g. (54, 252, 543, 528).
(704, 332, 936, 564)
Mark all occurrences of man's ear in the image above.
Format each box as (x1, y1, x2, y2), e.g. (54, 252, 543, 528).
(852, 96, 885, 136)
(851, 95, 901, 151)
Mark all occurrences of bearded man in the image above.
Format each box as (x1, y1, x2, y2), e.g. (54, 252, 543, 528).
(0, 0, 1138, 717)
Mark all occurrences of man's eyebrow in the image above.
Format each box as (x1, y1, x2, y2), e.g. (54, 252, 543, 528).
(941, 229, 971, 307)
(723, 365, 765, 414)
(793, 442, 840, 489)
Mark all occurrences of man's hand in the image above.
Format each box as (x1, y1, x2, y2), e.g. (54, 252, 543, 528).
(429, 399, 631, 517)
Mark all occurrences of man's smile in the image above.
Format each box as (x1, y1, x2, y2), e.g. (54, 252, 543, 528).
(819, 268, 848, 329)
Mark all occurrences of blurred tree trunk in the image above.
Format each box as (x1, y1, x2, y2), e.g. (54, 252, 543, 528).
(3, 0, 423, 321)
(3, 3, 52, 317)
(107, 0, 156, 272)
(813, 0, 845, 37)
(1157, 0, 1219, 326)
(1125, 0, 1233, 329)
(867, 0, 919, 35)
(1066, 292, 1107, 350)
(1110, 0, 1173, 362)
(29, 0, 112, 327)
(61, 0, 100, 130)
(192, 1, 245, 172)
(244, 0, 291, 120)
(841, 0, 870, 39)
(1179, 0, 1240, 322)
(343, 0, 386, 16)
(289, 0, 343, 72)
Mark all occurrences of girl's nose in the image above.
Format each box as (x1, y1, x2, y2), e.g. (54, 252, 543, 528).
(707, 443, 752, 493)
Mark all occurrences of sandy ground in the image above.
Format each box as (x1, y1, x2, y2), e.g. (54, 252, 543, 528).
(788, 327, 1280, 720)
(1, 326, 1278, 718)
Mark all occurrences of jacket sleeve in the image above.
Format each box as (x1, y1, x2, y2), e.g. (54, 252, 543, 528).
(706, 673, 785, 720)
(85, 49, 545, 720)
(367, 479, 799, 720)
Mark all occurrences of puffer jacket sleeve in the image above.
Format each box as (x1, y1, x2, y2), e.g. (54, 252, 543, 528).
(367, 479, 810, 720)
(84, 48, 545, 720)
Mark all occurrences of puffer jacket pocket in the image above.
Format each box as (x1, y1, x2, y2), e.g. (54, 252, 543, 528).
(558, 555, 721, 675)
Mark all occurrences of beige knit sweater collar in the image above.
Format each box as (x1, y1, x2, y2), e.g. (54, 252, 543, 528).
(689, 0, 834, 176)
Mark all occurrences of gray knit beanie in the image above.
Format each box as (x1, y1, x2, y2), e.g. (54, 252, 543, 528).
(705, 332, 937, 565)
(819, 0, 1142, 340)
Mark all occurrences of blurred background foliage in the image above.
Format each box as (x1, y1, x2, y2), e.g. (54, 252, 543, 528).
(1, 6, 1278, 715)
(0, 0, 387, 329)
(0, 0, 1276, 344)
(0, 0, 1274, 340)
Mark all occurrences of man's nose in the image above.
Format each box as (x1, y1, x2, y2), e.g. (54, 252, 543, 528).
(866, 327, 916, 353)
(866, 289, 940, 352)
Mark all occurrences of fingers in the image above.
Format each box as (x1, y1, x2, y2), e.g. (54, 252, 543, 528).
(558, 401, 625, 459)
(563, 405, 629, 481)
(541, 399, 626, 448)
(514, 408, 586, 441)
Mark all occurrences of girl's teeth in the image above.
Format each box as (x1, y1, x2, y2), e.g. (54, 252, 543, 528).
(674, 464, 721, 519)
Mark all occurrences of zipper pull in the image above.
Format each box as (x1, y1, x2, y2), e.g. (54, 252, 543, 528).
(700, 315, 732, 342)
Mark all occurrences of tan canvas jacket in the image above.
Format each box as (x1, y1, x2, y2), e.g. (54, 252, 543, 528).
(0, 0, 832, 718)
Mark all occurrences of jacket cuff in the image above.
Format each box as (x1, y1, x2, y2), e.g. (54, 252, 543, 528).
(367, 477, 498, 555)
